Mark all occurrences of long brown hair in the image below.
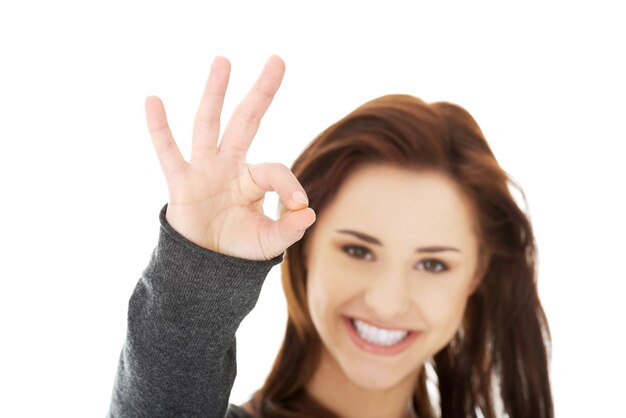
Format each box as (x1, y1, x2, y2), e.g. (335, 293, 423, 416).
(250, 94, 553, 418)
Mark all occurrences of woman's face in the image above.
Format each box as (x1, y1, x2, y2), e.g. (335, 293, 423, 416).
(305, 165, 481, 391)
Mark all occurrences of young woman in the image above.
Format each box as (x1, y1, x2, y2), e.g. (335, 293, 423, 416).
(108, 56, 553, 418)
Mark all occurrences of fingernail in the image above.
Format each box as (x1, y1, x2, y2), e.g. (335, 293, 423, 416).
(292, 191, 308, 205)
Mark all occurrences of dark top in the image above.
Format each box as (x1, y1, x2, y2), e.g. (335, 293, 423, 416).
(108, 204, 283, 417)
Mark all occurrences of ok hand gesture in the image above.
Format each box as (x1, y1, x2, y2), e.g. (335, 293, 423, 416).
(145, 56, 316, 261)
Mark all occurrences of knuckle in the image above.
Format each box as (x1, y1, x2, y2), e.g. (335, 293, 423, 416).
(195, 113, 220, 126)
(150, 124, 170, 137)
(235, 105, 261, 126)
(156, 137, 176, 158)
(254, 84, 274, 104)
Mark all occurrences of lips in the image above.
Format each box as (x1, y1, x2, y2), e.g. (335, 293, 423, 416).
(352, 318, 409, 345)
(343, 316, 421, 356)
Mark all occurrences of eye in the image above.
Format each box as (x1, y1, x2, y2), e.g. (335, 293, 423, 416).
(416, 259, 448, 274)
(342, 245, 374, 261)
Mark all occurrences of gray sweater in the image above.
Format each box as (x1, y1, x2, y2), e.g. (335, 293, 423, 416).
(108, 204, 283, 417)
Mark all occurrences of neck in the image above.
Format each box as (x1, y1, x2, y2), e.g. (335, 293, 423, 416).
(305, 349, 419, 418)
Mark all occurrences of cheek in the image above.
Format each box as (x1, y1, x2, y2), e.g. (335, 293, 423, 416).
(306, 265, 362, 330)
(306, 268, 338, 333)
(414, 279, 471, 333)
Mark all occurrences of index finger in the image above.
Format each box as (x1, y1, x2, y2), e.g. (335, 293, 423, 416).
(218, 55, 285, 160)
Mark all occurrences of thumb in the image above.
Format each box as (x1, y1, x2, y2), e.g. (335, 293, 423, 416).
(264, 207, 316, 255)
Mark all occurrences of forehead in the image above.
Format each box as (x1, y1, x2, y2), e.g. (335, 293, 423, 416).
(315, 165, 478, 247)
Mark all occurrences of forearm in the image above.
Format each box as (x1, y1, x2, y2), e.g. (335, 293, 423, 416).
(108, 204, 282, 417)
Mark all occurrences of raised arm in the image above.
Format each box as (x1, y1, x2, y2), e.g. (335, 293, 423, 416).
(108, 56, 316, 417)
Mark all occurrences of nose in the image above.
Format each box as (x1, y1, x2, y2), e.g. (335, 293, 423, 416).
(364, 273, 412, 321)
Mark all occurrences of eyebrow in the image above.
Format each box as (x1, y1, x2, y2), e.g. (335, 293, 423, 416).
(335, 229, 462, 253)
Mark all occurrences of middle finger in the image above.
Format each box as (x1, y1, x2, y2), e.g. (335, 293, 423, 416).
(191, 56, 231, 161)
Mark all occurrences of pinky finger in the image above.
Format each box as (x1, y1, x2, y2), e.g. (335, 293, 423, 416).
(145, 96, 187, 178)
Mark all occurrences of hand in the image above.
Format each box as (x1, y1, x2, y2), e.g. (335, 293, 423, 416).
(145, 55, 316, 261)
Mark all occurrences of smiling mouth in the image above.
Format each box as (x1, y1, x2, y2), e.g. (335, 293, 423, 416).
(343, 316, 421, 356)
(351, 318, 410, 345)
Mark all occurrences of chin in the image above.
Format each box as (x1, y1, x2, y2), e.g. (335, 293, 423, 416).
(340, 357, 420, 392)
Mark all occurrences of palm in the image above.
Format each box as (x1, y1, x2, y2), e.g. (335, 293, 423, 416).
(146, 56, 315, 260)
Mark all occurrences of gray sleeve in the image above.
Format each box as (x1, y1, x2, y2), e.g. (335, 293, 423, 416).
(108, 204, 283, 418)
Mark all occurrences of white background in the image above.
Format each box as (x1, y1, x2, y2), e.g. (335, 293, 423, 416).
(1, 1, 624, 417)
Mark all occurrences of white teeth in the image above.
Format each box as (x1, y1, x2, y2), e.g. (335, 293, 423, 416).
(352, 319, 409, 346)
